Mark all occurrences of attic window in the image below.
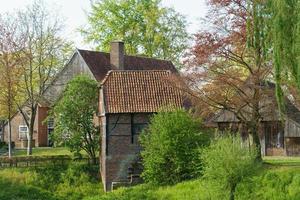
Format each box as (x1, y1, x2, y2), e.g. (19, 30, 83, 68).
(19, 125, 28, 140)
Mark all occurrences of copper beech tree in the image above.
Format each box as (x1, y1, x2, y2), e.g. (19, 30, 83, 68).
(182, 0, 275, 159)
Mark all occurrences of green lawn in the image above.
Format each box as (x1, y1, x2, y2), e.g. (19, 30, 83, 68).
(263, 156, 300, 165)
(12, 147, 72, 157)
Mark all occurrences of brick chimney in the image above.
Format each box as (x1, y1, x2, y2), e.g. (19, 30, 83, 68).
(110, 41, 124, 70)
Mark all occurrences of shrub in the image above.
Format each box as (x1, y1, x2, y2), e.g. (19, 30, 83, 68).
(140, 109, 210, 185)
(201, 134, 260, 200)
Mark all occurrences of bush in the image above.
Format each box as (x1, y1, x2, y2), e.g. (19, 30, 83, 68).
(140, 109, 210, 185)
(201, 134, 260, 200)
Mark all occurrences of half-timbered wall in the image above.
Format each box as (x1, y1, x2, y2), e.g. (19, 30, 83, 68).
(101, 113, 151, 191)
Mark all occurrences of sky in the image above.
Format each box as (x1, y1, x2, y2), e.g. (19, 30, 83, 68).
(0, 0, 208, 49)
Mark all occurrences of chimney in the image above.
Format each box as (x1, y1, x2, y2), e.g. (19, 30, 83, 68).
(110, 41, 124, 70)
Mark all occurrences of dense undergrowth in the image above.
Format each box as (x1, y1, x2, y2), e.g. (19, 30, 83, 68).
(0, 162, 103, 200)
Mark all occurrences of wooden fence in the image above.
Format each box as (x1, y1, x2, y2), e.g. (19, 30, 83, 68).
(0, 155, 92, 168)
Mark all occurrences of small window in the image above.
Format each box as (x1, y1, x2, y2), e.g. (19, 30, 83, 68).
(19, 125, 28, 140)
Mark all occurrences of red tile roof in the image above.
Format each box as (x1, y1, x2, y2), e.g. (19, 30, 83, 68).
(77, 49, 177, 81)
(101, 70, 183, 113)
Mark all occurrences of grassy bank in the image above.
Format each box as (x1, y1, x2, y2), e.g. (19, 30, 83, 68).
(1, 156, 300, 200)
(85, 157, 300, 200)
(0, 161, 103, 200)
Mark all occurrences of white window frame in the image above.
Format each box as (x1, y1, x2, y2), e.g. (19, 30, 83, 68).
(19, 125, 28, 140)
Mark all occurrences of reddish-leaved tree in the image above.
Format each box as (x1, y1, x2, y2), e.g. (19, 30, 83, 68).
(183, 0, 274, 159)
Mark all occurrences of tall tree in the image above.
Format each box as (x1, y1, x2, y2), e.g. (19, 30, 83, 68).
(0, 14, 27, 158)
(52, 75, 99, 164)
(269, 0, 300, 111)
(16, 0, 72, 155)
(184, 0, 272, 159)
(81, 0, 189, 67)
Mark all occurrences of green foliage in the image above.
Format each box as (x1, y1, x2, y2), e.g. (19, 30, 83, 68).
(86, 166, 300, 200)
(201, 134, 260, 200)
(81, 0, 189, 67)
(140, 109, 210, 185)
(0, 161, 103, 200)
(53, 75, 99, 164)
(85, 184, 157, 200)
(0, 177, 60, 200)
(266, 0, 300, 111)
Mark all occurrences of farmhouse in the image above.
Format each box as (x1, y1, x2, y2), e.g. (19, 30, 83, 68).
(2, 41, 177, 148)
(98, 70, 184, 191)
(213, 82, 300, 156)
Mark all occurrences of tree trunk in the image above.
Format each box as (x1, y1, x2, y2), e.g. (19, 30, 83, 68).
(250, 124, 262, 161)
(8, 119, 12, 159)
(26, 105, 37, 156)
(27, 134, 32, 156)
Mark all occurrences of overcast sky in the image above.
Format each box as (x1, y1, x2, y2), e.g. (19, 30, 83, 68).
(0, 0, 208, 49)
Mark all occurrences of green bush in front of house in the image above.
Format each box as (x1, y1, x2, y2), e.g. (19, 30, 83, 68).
(201, 134, 260, 200)
(139, 108, 211, 185)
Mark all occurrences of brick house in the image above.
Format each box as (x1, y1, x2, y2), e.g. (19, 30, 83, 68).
(98, 70, 183, 191)
(2, 41, 177, 148)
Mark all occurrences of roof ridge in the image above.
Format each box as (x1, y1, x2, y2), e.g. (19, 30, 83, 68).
(77, 49, 172, 63)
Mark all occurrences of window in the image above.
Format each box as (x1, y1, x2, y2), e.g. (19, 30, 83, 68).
(19, 125, 28, 140)
(47, 118, 55, 146)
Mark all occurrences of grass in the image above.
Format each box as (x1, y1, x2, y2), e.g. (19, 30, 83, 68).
(2, 152, 300, 200)
(12, 147, 72, 157)
(85, 157, 300, 200)
(0, 178, 60, 200)
(263, 156, 300, 165)
(0, 161, 103, 200)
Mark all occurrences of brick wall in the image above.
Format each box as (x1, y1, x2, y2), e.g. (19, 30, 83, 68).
(101, 113, 151, 191)
(3, 106, 50, 148)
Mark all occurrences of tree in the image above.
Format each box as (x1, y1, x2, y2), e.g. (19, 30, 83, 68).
(269, 0, 300, 111)
(183, 0, 273, 159)
(0, 14, 27, 158)
(15, 0, 73, 155)
(140, 109, 210, 185)
(202, 134, 259, 200)
(52, 75, 99, 164)
(81, 0, 189, 67)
